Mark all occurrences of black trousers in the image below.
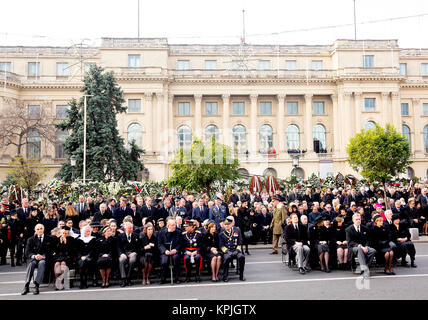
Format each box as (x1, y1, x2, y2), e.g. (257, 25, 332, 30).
(160, 253, 180, 281)
(223, 251, 245, 278)
(396, 241, 416, 260)
(9, 237, 24, 263)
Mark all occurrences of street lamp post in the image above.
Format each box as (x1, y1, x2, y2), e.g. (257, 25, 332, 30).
(70, 155, 77, 181)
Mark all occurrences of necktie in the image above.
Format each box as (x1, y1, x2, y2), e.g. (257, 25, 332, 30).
(127, 234, 131, 242)
(357, 227, 360, 233)
(200, 207, 203, 212)
(80, 203, 83, 212)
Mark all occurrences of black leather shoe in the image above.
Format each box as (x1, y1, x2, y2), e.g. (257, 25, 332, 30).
(299, 268, 306, 274)
(239, 275, 246, 281)
(325, 269, 331, 273)
(195, 276, 201, 283)
(120, 280, 126, 287)
(33, 286, 40, 295)
(92, 280, 98, 287)
(411, 262, 417, 268)
(21, 286, 29, 295)
(185, 277, 191, 283)
(223, 277, 229, 282)
(127, 280, 133, 286)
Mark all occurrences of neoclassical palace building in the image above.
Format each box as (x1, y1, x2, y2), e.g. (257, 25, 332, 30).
(1, 38, 428, 182)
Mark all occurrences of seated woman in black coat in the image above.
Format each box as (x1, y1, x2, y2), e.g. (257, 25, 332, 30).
(202, 222, 222, 282)
(369, 214, 395, 275)
(75, 225, 96, 289)
(333, 216, 348, 270)
(94, 226, 116, 288)
(52, 226, 76, 290)
(138, 222, 158, 285)
(310, 216, 332, 272)
(390, 214, 417, 268)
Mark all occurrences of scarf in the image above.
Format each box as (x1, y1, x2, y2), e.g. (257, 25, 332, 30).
(79, 226, 94, 243)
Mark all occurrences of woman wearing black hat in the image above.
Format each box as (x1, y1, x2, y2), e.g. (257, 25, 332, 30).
(94, 226, 115, 288)
(52, 227, 77, 290)
(390, 214, 417, 268)
(369, 215, 395, 275)
(138, 222, 158, 285)
(310, 216, 331, 272)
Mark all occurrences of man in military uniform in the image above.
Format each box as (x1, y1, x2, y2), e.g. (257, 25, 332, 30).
(181, 220, 203, 282)
(219, 217, 245, 282)
(209, 197, 227, 228)
(270, 196, 288, 254)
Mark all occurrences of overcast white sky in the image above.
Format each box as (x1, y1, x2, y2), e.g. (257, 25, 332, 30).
(2, 0, 428, 48)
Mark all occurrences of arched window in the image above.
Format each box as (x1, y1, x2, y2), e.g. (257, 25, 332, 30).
(127, 123, 142, 148)
(27, 129, 41, 159)
(263, 167, 277, 178)
(364, 121, 376, 130)
(286, 125, 300, 150)
(291, 167, 305, 179)
(177, 125, 192, 149)
(402, 125, 411, 146)
(55, 130, 68, 159)
(237, 168, 249, 179)
(232, 125, 246, 153)
(407, 167, 415, 179)
(424, 125, 428, 153)
(205, 124, 219, 142)
(313, 124, 326, 152)
(260, 124, 273, 152)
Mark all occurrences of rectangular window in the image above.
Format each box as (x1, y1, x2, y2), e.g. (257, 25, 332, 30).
(177, 60, 190, 70)
(400, 63, 407, 76)
(258, 60, 271, 70)
(178, 102, 190, 116)
(363, 55, 374, 68)
(311, 60, 323, 70)
(128, 99, 141, 113)
(260, 101, 272, 115)
(401, 103, 409, 116)
(56, 62, 69, 76)
(422, 63, 428, 76)
(128, 55, 140, 68)
(313, 101, 325, 114)
(205, 102, 218, 115)
(285, 60, 297, 70)
(233, 102, 245, 115)
(232, 60, 243, 70)
(0, 62, 11, 72)
(28, 62, 40, 76)
(423, 103, 428, 116)
(85, 63, 96, 73)
(56, 105, 69, 119)
(205, 60, 217, 70)
(28, 105, 41, 119)
(364, 98, 376, 111)
(286, 101, 298, 114)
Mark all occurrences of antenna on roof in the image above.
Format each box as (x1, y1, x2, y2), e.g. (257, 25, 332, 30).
(242, 9, 246, 45)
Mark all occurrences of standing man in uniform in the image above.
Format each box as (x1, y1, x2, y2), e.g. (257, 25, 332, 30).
(219, 217, 245, 282)
(209, 197, 227, 228)
(270, 196, 287, 254)
(181, 220, 203, 282)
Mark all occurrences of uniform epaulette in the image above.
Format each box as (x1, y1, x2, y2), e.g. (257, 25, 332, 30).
(195, 230, 201, 233)
(182, 231, 187, 234)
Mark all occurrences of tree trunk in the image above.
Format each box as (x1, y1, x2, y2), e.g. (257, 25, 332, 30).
(382, 179, 390, 210)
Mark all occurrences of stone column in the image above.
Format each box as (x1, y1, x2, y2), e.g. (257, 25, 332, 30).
(331, 93, 340, 154)
(354, 91, 363, 133)
(381, 92, 390, 127)
(412, 98, 422, 154)
(304, 94, 313, 152)
(144, 92, 153, 153)
(155, 92, 164, 156)
(194, 94, 202, 139)
(168, 94, 174, 156)
(222, 94, 230, 146)
(250, 94, 258, 155)
(343, 92, 353, 154)
(277, 94, 286, 152)
(391, 91, 402, 133)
